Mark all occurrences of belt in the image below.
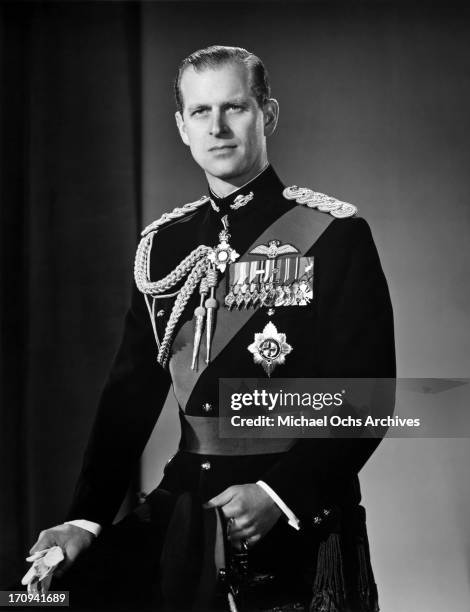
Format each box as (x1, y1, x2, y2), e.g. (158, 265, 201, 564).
(180, 413, 295, 456)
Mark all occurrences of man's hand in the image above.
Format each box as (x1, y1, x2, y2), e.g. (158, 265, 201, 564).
(29, 524, 95, 578)
(205, 484, 281, 549)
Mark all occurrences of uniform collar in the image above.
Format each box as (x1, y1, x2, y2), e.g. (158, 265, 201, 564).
(208, 164, 284, 217)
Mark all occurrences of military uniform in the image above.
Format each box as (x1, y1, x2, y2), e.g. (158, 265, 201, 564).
(62, 165, 395, 611)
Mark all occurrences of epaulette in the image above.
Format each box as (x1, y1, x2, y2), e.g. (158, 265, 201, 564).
(141, 195, 211, 237)
(283, 186, 358, 218)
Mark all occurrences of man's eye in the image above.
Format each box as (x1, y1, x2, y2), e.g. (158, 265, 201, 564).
(192, 108, 208, 116)
(227, 105, 243, 112)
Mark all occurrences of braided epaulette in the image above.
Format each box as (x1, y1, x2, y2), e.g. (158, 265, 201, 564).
(283, 186, 358, 218)
(141, 195, 211, 237)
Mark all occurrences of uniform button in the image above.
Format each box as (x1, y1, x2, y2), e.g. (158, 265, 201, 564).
(157, 309, 165, 317)
(323, 508, 330, 516)
(203, 402, 212, 413)
(313, 516, 322, 525)
(201, 461, 211, 471)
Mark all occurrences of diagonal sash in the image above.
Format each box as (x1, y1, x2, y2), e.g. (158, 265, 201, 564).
(169, 205, 334, 411)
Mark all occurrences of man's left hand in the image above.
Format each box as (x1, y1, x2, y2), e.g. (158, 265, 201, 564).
(205, 484, 281, 548)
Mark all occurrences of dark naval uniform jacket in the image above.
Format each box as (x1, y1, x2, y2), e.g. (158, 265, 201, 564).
(66, 165, 395, 610)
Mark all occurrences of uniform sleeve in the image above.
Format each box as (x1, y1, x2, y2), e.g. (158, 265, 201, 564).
(66, 279, 172, 526)
(260, 218, 396, 521)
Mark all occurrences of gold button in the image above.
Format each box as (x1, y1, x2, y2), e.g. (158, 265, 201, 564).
(203, 403, 212, 413)
(313, 516, 322, 525)
(201, 461, 211, 471)
(157, 309, 165, 317)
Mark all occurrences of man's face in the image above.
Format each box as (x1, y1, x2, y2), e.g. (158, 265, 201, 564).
(175, 62, 275, 184)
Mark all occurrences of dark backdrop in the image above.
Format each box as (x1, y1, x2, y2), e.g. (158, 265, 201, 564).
(1, 2, 470, 609)
(0, 1, 142, 585)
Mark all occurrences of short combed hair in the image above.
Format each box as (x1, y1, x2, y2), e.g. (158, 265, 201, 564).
(174, 45, 271, 113)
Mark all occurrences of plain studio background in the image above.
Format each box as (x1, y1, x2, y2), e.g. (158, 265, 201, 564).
(1, 2, 469, 610)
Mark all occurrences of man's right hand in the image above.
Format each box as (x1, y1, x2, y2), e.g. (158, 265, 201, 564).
(29, 524, 95, 578)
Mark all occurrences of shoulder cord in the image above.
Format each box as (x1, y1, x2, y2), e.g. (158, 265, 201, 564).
(133, 195, 212, 362)
(157, 257, 210, 367)
(134, 231, 211, 297)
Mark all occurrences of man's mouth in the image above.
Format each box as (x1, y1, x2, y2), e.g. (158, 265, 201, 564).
(209, 145, 237, 152)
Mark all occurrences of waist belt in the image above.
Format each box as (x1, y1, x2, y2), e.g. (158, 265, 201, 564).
(180, 413, 295, 456)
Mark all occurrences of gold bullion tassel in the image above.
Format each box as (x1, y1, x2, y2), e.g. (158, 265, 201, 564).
(205, 266, 219, 364)
(191, 278, 208, 370)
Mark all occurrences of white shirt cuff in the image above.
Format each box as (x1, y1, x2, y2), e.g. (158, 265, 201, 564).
(256, 480, 300, 531)
(65, 520, 102, 537)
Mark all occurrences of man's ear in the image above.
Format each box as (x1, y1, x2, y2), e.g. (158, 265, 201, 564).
(175, 111, 190, 146)
(263, 98, 279, 137)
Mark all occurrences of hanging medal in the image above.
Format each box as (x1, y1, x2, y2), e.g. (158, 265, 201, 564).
(207, 215, 239, 273)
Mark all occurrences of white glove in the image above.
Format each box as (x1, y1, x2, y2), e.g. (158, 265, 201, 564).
(22, 546, 65, 594)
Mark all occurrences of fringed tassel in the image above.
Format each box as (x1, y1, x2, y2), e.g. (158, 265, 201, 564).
(356, 537, 379, 612)
(310, 533, 346, 612)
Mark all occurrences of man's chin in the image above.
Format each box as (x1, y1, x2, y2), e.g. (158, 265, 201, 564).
(202, 160, 248, 182)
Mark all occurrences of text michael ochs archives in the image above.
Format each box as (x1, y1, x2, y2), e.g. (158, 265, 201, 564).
(230, 412, 421, 429)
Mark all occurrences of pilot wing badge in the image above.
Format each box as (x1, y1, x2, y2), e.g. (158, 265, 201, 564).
(249, 239, 299, 259)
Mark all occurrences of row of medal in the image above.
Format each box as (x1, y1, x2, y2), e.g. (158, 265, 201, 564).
(224, 256, 314, 309)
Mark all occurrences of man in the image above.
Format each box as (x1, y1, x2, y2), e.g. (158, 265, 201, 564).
(29, 46, 395, 611)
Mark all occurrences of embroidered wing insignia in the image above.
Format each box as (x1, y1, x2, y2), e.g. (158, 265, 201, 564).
(249, 240, 299, 259)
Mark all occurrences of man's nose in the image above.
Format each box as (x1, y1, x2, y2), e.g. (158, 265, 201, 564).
(209, 110, 228, 136)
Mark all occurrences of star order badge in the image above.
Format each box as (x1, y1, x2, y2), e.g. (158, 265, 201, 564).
(247, 321, 293, 376)
(208, 227, 239, 273)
